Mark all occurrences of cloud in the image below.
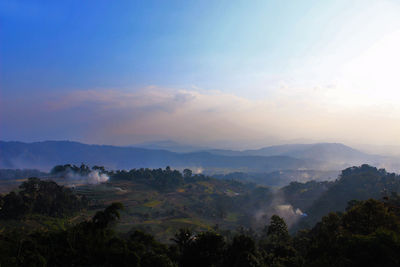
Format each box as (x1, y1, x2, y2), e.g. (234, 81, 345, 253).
(1, 86, 400, 148)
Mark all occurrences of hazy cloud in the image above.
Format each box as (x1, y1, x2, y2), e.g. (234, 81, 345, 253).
(1, 86, 400, 148)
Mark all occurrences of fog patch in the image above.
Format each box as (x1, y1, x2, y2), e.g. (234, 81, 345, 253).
(254, 191, 305, 228)
(87, 170, 109, 184)
(64, 170, 109, 185)
(193, 167, 204, 174)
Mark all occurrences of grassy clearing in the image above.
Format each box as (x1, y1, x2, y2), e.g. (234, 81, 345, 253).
(225, 212, 239, 222)
(169, 218, 211, 229)
(143, 200, 162, 208)
(197, 181, 215, 193)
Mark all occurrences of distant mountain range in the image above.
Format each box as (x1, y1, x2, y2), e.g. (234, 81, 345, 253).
(132, 140, 379, 164)
(131, 140, 209, 153)
(208, 143, 379, 165)
(0, 140, 398, 174)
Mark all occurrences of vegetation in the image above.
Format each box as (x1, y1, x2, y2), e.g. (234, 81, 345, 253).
(296, 164, 400, 229)
(0, 178, 87, 219)
(2, 197, 400, 266)
(109, 166, 185, 191)
(214, 169, 338, 187)
(1, 164, 400, 266)
(282, 180, 333, 212)
(70, 167, 273, 239)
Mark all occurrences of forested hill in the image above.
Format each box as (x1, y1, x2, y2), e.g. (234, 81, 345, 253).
(0, 140, 316, 172)
(2, 163, 400, 239)
(284, 164, 400, 229)
(2, 170, 400, 266)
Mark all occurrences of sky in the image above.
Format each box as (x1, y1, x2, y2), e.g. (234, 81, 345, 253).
(1, 0, 400, 150)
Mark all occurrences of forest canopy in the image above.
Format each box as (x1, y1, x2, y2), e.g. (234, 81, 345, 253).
(1, 165, 400, 266)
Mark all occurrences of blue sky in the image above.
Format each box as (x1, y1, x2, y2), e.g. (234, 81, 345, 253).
(0, 0, 360, 93)
(1, 0, 400, 149)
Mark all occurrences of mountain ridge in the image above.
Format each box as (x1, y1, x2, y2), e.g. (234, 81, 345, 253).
(1, 140, 396, 174)
(0, 140, 315, 172)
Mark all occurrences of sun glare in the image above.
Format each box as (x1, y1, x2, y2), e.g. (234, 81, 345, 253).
(341, 30, 400, 104)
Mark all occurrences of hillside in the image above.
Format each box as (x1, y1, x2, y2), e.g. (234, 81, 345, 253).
(286, 164, 400, 229)
(213, 169, 339, 187)
(3, 164, 400, 240)
(0, 166, 278, 241)
(2, 164, 400, 251)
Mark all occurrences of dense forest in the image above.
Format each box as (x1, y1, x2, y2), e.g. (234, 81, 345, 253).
(1, 165, 400, 266)
(1, 193, 400, 266)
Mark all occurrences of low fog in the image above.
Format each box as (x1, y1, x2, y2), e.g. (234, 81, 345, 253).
(254, 191, 306, 229)
(60, 170, 110, 185)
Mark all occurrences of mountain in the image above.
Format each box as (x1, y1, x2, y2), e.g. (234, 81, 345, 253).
(131, 140, 209, 153)
(245, 143, 370, 161)
(0, 141, 315, 172)
(133, 142, 375, 165)
(208, 143, 387, 170)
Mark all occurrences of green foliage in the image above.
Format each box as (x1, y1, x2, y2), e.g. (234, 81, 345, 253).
(66, 165, 271, 240)
(342, 199, 400, 235)
(178, 231, 226, 267)
(0, 178, 87, 219)
(171, 228, 194, 253)
(183, 169, 192, 178)
(224, 234, 262, 267)
(1, 196, 400, 266)
(297, 164, 400, 228)
(297, 198, 400, 266)
(51, 163, 93, 176)
(264, 215, 290, 242)
(260, 215, 298, 266)
(110, 167, 185, 191)
(1, 165, 400, 266)
(282, 180, 333, 211)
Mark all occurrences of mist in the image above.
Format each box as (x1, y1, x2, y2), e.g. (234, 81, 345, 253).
(64, 170, 110, 185)
(254, 190, 305, 229)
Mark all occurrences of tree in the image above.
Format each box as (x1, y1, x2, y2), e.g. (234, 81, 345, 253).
(224, 234, 262, 267)
(260, 215, 297, 266)
(265, 215, 290, 243)
(183, 169, 193, 179)
(342, 198, 400, 235)
(93, 202, 124, 229)
(180, 231, 226, 267)
(171, 228, 194, 253)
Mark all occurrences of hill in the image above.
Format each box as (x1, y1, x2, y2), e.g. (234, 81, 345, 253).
(0, 166, 278, 241)
(2, 164, 400, 244)
(285, 164, 400, 229)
